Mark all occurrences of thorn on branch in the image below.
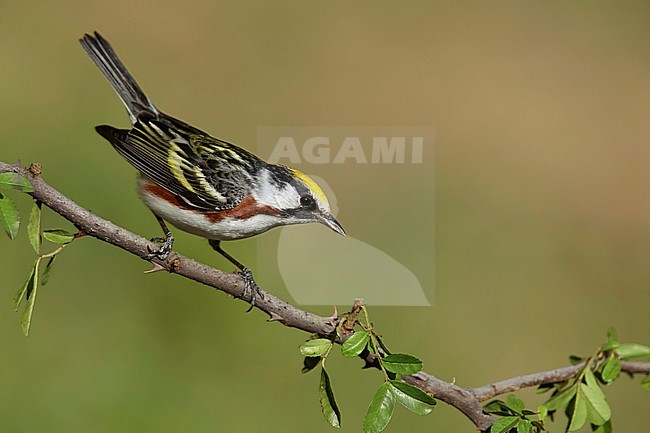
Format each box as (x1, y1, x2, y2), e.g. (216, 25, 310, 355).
(144, 262, 166, 274)
(267, 312, 285, 323)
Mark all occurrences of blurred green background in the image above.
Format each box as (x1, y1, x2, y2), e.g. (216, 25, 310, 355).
(1, 1, 649, 432)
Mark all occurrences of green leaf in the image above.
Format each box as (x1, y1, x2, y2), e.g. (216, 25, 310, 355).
(537, 405, 548, 421)
(483, 400, 511, 416)
(27, 201, 41, 253)
(569, 355, 584, 365)
(601, 327, 619, 351)
(389, 381, 436, 415)
(363, 382, 395, 433)
(517, 419, 533, 433)
(567, 386, 587, 432)
(582, 370, 611, 425)
(584, 369, 607, 402)
(42, 229, 75, 244)
(0, 193, 20, 239)
(302, 356, 320, 374)
(13, 262, 37, 311)
(375, 334, 392, 355)
(390, 381, 436, 406)
(592, 419, 612, 433)
(41, 255, 57, 286)
(537, 381, 567, 394)
(381, 354, 423, 375)
(490, 416, 519, 433)
(319, 367, 341, 428)
(615, 343, 650, 360)
(0, 172, 33, 192)
(21, 261, 40, 336)
(543, 384, 577, 411)
(299, 338, 332, 357)
(606, 327, 617, 342)
(600, 355, 621, 383)
(505, 394, 525, 414)
(641, 374, 650, 390)
(531, 420, 545, 431)
(581, 386, 610, 426)
(341, 330, 370, 357)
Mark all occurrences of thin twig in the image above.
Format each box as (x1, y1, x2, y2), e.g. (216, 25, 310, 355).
(1, 160, 648, 432)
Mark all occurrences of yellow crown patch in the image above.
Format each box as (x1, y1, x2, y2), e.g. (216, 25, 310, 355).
(290, 168, 328, 204)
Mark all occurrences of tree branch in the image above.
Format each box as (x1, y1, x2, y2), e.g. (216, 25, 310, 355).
(1, 161, 336, 335)
(2, 160, 648, 432)
(470, 360, 649, 401)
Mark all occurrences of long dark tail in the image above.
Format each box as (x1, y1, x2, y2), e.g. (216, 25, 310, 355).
(80, 32, 158, 123)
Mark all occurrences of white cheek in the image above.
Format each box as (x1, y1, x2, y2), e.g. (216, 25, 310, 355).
(252, 169, 300, 209)
(275, 184, 300, 208)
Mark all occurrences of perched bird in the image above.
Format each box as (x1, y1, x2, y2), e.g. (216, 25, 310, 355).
(79, 32, 345, 308)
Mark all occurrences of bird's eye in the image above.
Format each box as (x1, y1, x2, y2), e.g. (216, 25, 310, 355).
(300, 196, 314, 207)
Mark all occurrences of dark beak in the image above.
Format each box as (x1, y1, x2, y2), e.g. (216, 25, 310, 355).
(318, 212, 346, 236)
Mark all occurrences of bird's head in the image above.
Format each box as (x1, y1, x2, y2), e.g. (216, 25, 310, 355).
(254, 166, 345, 236)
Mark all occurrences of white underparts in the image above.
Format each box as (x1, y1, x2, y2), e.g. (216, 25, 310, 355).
(137, 177, 295, 240)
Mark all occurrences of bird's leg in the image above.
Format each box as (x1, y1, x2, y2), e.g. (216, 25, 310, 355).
(147, 215, 174, 260)
(208, 239, 264, 312)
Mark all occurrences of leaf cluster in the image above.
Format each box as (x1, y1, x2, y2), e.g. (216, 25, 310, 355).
(483, 394, 545, 433)
(535, 328, 650, 433)
(0, 174, 76, 335)
(298, 306, 435, 432)
(484, 328, 650, 433)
